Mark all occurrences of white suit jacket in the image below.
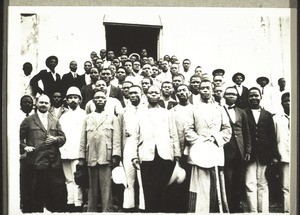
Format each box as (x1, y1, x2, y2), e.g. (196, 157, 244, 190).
(132, 107, 181, 162)
(184, 101, 232, 166)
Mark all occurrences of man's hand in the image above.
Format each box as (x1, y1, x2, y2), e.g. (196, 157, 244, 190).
(110, 156, 121, 170)
(78, 158, 86, 166)
(271, 158, 279, 165)
(24, 146, 35, 153)
(205, 136, 217, 146)
(45, 135, 57, 145)
(132, 158, 140, 170)
(244, 153, 251, 161)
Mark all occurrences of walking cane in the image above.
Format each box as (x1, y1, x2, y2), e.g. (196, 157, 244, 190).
(215, 166, 223, 213)
(219, 169, 230, 213)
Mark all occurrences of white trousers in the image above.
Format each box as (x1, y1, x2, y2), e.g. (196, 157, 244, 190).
(245, 159, 268, 213)
(122, 142, 145, 209)
(62, 159, 83, 206)
(281, 162, 289, 213)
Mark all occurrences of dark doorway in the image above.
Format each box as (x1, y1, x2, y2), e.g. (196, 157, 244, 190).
(105, 25, 160, 60)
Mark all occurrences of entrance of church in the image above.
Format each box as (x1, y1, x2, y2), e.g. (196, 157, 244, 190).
(104, 24, 161, 60)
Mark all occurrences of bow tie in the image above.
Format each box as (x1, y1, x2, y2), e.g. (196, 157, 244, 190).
(228, 106, 235, 109)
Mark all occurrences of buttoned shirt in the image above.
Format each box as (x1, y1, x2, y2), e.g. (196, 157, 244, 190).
(251, 108, 261, 124)
(47, 69, 56, 81)
(235, 84, 243, 96)
(37, 111, 48, 129)
(85, 73, 91, 85)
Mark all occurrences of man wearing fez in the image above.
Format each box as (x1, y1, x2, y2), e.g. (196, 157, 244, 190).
(232, 72, 249, 109)
(19, 94, 67, 213)
(184, 79, 231, 213)
(30, 55, 62, 98)
(78, 91, 121, 212)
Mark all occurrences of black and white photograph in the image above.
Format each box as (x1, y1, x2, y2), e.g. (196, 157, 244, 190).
(5, 4, 296, 214)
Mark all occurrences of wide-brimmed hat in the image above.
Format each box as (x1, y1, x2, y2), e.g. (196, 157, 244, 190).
(168, 161, 186, 185)
(129, 53, 141, 61)
(256, 76, 269, 85)
(45, 55, 58, 67)
(190, 139, 220, 168)
(232, 72, 245, 82)
(112, 164, 127, 187)
(212, 69, 225, 76)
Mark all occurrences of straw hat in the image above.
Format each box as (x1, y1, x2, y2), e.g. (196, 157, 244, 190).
(111, 164, 127, 187)
(168, 161, 186, 185)
(190, 139, 220, 168)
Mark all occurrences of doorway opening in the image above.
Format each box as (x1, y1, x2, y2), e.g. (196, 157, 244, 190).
(105, 24, 161, 60)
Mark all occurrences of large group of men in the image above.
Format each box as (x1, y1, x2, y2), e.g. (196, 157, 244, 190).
(19, 47, 290, 213)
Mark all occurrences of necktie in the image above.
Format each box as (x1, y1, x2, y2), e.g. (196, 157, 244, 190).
(74, 73, 77, 78)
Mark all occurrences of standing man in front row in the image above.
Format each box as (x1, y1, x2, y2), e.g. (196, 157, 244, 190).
(118, 85, 146, 212)
(184, 79, 231, 213)
(244, 87, 280, 213)
(59, 87, 86, 212)
(222, 87, 251, 213)
(131, 85, 181, 212)
(19, 94, 67, 213)
(78, 91, 121, 212)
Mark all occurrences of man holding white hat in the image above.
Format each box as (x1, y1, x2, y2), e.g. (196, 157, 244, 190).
(184, 79, 231, 213)
(131, 85, 181, 212)
(117, 85, 146, 212)
(59, 86, 85, 212)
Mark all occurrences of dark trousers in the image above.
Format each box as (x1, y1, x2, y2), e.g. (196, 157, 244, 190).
(224, 152, 244, 213)
(140, 149, 176, 212)
(23, 167, 67, 213)
(164, 155, 192, 213)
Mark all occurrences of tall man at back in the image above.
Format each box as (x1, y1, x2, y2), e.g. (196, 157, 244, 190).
(30, 56, 62, 99)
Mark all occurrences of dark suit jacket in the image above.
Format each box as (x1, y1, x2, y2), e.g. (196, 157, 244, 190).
(234, 85, 249, 109)
(61, 72, 82, 97)
(158, 100, 178, 110)
(78, 74, 89, 90)
(30, 69, 62, 98)
(19, 113, 66, 169)
(244, 108, 280, 164)
(223, 107, 251, 161)
(80, 84, 94, 109)
(109, 84, 123, 102)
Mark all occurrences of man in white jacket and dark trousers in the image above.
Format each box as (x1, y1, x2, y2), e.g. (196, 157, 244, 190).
(131, 85, 181, 212)
(59, 86, 86, 212)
